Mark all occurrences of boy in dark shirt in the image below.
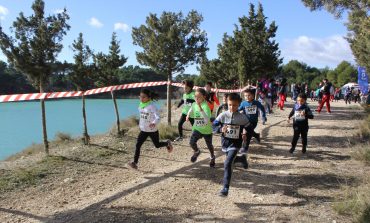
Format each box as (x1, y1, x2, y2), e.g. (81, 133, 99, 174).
(213, 93, 250, 197)
(288, 93, 314, 153)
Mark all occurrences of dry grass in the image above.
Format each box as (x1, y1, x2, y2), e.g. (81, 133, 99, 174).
(110, 116, 139, 136)
(55, 132, 72, 141)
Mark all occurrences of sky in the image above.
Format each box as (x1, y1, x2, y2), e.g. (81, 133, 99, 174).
(0, 0, 355, 75)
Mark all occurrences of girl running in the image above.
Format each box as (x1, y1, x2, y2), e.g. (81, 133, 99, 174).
(186, 88, 216, 167)
(128, 89, 173, 169)
(175, 80, 195, 141)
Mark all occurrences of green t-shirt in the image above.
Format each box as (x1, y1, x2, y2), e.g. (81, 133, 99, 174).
(182, 91, 195, 115)
(191, 101, 212, 135)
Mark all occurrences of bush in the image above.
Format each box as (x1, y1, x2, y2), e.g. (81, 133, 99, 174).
(55, 132, 72, 141)
(110, 116, 139, 136)
(158, 123, 179, 140)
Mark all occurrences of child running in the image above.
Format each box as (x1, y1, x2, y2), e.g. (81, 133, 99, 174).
(213, 93, 250, 197)
(128, 89, 173, 169)
(175, 80, 195, 141)
(288, 93, 314, 154)
(215, 93, 229, 117)
(236, 89, 266, 168)
(186, 88, 216, 167)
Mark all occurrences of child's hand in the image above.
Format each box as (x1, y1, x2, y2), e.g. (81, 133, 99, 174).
(186, 116, 189, 122)
(300, 111, 305, 116)
(242, 134, 247, 141)
(149, 123, 156, 128)
(222, 125, 228, 133)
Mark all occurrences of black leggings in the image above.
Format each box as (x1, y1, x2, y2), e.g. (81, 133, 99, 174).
(244, 122, 258, 151)
(134, 131, 168, 163)
(291, 127, 308, 149)
(178, 113, 194, 137)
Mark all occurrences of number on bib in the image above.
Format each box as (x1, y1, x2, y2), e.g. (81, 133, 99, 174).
(194, 118, 206, 127)
(246, 105, 257, 114)
(294, 111, 305, 120)
(224, 125, 240, 139)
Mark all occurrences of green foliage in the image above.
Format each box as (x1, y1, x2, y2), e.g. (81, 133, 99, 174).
(0, 0, 70, 92)
(301, 0, 370, 74)
(334, 61, 357, 86)
(69, 33, 94, 91)
(94, 32, 127, 87)
(132, 10, 208, 77)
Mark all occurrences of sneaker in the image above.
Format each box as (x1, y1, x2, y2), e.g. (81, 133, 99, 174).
(209, 156, 216, 168)
(302, 146, 306, 154)
(326, 112, 331, 114)
(289, 147, 295, 153)
(166, 140, 173, 153)
(174, 136, 183, 142)
(219, 188, 229, 197)
(255, 133, 261, 143)
(128, 161, 138, 169)
(190, 150, 201, 163)
(242, 159, 249, 169)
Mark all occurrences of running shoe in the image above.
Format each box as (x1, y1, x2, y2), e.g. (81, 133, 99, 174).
(174, 136, 183, 142)
(219, 188, 229, 197)
(166, 140, 173, 153)
(190, 150, 201, 163)
(209, 156, 216, 168)
(128, 161, 138, 169)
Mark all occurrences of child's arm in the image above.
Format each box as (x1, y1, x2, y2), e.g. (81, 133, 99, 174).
(256, 101, 267, 122)
(198, 103, 210, 124)
(212, 112, 223, 133)
(287, 107, 295, 123)
(306, 107, 314, 119)
(177, 99, 184, 108)
(186, 106, 193, 121)
(213, 93, 220, 106)
(151, 105, 161, 125)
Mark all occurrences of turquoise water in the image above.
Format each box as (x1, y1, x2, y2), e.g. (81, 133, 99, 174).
(0, 99, 164, 160)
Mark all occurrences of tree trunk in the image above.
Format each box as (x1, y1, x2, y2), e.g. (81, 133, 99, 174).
(111, 90, 121, 136)
(167, 73, 172, 125)
(39, 83, 49, 156)
(255, 80, 259, 100)
(82, 93, 90, 145)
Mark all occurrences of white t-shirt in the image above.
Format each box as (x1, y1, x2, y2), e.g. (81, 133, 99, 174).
(139, 103, 160, 132)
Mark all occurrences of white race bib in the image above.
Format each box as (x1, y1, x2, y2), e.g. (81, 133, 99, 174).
(246, 105, 257, 114)
(140, 112, 150, 123)
(294, 110, 305, 120)
(224, 125, 240, 139)
(185, 100, 193, 106)
(194, 118, 206, 127)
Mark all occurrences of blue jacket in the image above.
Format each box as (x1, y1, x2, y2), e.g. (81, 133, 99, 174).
(238, 100, 266, 123)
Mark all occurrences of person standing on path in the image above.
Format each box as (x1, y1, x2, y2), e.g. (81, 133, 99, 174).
(213, 93, 250, 197)
(186, 88, 216, 167)
(316, 79, 332, 114)
(175, 80, 195, 142)
(277, 78, 288, 110)
(128, 89, 173, 169)
(288, 93, 314, 154)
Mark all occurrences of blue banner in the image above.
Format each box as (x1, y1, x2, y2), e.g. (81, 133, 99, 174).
(358, 66, 369, 94)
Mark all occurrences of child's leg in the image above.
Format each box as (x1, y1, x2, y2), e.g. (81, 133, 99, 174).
(134, 131, 150, 163)
(290, 128, 300, 152)
(178, 114, 187, 137)
(203, 134, 215, 158)
(189, 130, 202, 152)
(301, 129, 308, 153)
(223, 150, 238, 189)
(189, 117, 194, 126)
(148, 131, 168, 148)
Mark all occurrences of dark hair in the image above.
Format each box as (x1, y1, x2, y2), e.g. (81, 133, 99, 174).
(140, 88, 159, 101)
(227, 93, 242, 104)
(196, 88, 207, 96)
(323, 78, 328, 82)
(206, 81, 213, 87)
(243, 89, 255, 95)
(182, 80, 194, 89)
(297, 93, 307, 100)
(223, 93, 229, 98)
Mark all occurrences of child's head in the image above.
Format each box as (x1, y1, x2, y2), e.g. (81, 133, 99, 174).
(227, 93, 242, 113)
(182, 80, 194, 94)
(222, 93, 229, 104)
(140, 89, 159, 103)
(243, 89, 254, 102)
(205, 81, 212, 92)
(195, 88, 207, 104)
(296, 93, 307, 106)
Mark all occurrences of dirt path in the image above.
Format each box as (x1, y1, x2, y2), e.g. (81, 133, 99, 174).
(0, 100, 368, 223)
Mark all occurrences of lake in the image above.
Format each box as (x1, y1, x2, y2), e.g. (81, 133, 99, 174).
(0, 99, 164, 160)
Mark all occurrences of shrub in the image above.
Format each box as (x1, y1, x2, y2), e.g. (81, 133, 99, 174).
(55, 132, 72, 141)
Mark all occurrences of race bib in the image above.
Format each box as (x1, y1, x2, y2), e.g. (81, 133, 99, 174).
(246, 105, 257, 114)
(185, 100, 193, 106)
(140, 112, 150, 123)
(194, 118, 206, 127)
(224, 125, 240, 139)
(294, 110, 305, 120)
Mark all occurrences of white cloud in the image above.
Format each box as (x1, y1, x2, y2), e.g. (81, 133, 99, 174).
(281, 35, 355, 68)
(53, 9, 65, 14)
(88, 17, 103, 28)
(0, 5, 9, 20)
(114, 22, 129, 32)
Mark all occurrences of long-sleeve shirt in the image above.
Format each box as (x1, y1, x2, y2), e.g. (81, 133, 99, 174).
(139, 103, 160, 132)
(187, 101, 212, 134)
(213, 111, 250, 152)
(288, 103, 314, 130)
(238, 100, 266, 123)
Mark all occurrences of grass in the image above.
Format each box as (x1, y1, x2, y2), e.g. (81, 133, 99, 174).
(352, 143, 370, 165)
(110, 116, 139, 136)
(55, 132, 72, 141)
(157, 123, 179, 140)
(0, 156, 66, 192)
